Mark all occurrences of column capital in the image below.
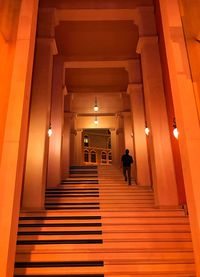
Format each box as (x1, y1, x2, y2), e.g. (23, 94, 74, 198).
(115, 112, 123, 118)
(63, 85, 68, 96)
(76, 128, 83, 132)
(37, 8, 57, 38)
(127, 83, 143, 94)
(37, 38, 58, 55)
(121, 111, 131, 117)
(71, 129, 77, 136)
(135, 6, 157, 36)
(136, 36, 158, 54)
(64, 112, 73, 119)
(116, 128, 124, 135)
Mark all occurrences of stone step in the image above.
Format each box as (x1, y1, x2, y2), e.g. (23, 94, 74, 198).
(14, 262, 196, 275)
(18, 222, 191, 232)
(19, 209, 186, 218)
(19, 209, 185, 216)
(15, 251, 195, 263)
(16, 240, 193, 251)
(15, 165, 195, 276)
(17, 232, 191, 241)
(18, 217, 190, 225)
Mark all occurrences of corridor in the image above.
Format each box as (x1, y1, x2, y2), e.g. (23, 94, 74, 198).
(15, 165, 195, 276)
(1, 1, 200, 276)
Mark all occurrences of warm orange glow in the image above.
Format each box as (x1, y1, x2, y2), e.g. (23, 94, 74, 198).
(94, 116, 98, 124)
(48, 127, 53, 137)
(145, 127, 150, 136)
(173, 127, 179, 139)
(94, 104, 99, 112)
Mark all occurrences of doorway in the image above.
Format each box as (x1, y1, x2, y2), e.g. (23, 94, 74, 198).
(82, 129, 112, 165)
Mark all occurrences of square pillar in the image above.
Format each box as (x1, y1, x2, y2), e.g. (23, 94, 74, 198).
(22, 38, 57, 209)
(137, 36, 178, 205)
(61, 113, 72, 179)
(128, 84, 151, 186)
(110, 128, 117, 166)
(22, 8, 57, 209)
(47, 55, 64, 188)
(0, 1, 38, 276)
(121, 111, 136, 181)
(73, 129, 83, 165)
(159, 0, 200, 273)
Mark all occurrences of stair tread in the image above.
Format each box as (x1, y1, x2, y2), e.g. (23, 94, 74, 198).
(16, 165, 195, 276)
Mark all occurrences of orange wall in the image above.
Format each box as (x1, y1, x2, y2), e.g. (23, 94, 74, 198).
(154, 0, 186, 204)
(0, 1, 21, 160)
(179, 0, 200, 119)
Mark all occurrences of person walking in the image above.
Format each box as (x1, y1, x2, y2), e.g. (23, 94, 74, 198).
(121, 149, 133, 185)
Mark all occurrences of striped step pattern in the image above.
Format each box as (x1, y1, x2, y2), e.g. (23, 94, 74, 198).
(15, 165, 196, 276)
(46, 165, 99, 210)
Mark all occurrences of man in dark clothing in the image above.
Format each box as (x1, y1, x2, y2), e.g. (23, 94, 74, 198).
(121, 149, 133, 185)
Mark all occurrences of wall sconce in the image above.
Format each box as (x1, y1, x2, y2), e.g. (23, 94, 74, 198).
(173, 118, 179, 139)
(94, 97, 99, 112)
(94, 115, 98, 125)
(145, 122, 150, 136)
(145, 127, 150, 136)
(48, 124, 53, 137)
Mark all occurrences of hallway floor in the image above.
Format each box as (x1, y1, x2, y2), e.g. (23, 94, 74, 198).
(15, 165, 196, 276)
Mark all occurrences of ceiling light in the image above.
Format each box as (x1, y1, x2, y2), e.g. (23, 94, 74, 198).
(94, 116, 98, 125)
(94, 97, 99, 112)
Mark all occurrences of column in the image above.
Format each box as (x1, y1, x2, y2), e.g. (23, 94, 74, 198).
(0, 1, 38, 276)
(70, 115, 76, 166)
(22, 8, 57, 209)
(121, 112, 136, 180)
(122, 112, 135, 153)
(47, 55, 64, 188)
(110, 128, 117, 166)
(137, 36, 178, 205)
(116, 128, 125, 165)
(116, 114, 125, 167)
(73, 129, 83, 165)
(128, 84, 151, 186)
(159, 0, 200, 273)
(61, 113, 72, 179)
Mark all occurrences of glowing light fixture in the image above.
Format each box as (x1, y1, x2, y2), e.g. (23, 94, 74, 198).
(145, 127, 150, 136)
(145, 122, 150, 136)
(94, 115, 98, 125)
(94, 97, 99, 112)
(173, 118, 179, 139)
(48, 124, 53, 137)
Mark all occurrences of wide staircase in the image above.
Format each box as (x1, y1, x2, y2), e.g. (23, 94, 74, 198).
(15, 165, 196, 276)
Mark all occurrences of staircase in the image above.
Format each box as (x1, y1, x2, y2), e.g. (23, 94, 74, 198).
(15, 165, 196, 276)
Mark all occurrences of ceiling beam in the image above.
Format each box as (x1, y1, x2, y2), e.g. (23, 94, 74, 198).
(64, 59, 137, 69)
(64, 59, 142, 84)
(55, 7, 156, 36)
